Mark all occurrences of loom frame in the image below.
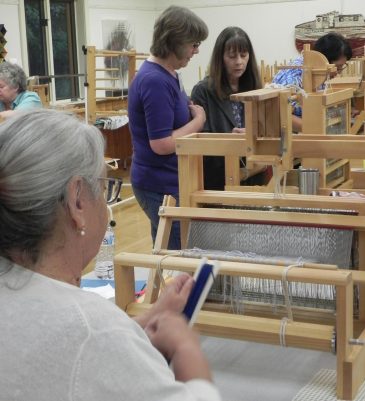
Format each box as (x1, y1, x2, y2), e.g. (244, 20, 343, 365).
(85, 46, 148, 124)
(113, 76, 365, 400)
(114, 193, 365, 400)
(113, 124, 365, 399)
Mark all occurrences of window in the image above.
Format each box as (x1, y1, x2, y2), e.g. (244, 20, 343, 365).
(24, 0, 82, 101)
(24, 0, 48, 82)
(50, 0, 78, 99)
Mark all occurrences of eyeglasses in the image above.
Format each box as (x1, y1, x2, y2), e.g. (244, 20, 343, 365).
(192, 42, 201, 49)
(98, 177, 123, 204)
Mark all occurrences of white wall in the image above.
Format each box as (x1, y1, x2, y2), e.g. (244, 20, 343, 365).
(1, 0, 365, 94)
(0, 0, 24, 67)
(167, 0, 365, 93)
(86, 0, 365, 94)
(86, 0, 156, 52)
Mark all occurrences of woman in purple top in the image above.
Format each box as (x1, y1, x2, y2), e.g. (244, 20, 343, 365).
(128, 6, 208, 249)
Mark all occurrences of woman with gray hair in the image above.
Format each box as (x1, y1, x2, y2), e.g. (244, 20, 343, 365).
(128, 6, 208, 250)
(0, 61, 42, 119)
(0, 109, 221, 401)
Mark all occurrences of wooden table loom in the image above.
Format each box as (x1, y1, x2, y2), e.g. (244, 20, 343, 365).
(113, 85, 365, 401)
(114, 192, 365, 400)
(176, 87, 365, 199)
(260, 46, 362, 188)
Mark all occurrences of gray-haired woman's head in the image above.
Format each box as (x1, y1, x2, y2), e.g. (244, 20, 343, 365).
(0, 62, 28, 93)
(150, 5, 208, 60)
(0, 109, 105, 263)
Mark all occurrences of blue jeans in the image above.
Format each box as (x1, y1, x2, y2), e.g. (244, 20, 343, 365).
(132, 186, 181, 250)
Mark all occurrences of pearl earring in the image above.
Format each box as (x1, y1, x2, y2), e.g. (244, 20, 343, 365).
(80, 228, 86, 236)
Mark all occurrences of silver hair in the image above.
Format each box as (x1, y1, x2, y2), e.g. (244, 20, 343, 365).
(0, 109, 105, 262)
(0, 61, 28, 92)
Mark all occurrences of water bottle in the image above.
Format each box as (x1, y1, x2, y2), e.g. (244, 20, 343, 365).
(94, 222, 116, 279)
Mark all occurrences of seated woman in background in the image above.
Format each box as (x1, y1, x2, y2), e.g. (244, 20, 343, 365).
(271, 32, 352, 133)
(0, 61, 42, 119)
(191, 27, 266, 190)
(0, 109, 221, 401)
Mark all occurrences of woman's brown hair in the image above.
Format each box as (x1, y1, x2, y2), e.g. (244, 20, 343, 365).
(150, 5, 208, 60)
(209, 27, 261, 99)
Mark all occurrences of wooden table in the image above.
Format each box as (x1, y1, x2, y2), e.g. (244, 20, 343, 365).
(101, 123, 132, 169)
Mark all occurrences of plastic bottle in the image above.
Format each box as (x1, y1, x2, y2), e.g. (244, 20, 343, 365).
(94, 221, 116, 279)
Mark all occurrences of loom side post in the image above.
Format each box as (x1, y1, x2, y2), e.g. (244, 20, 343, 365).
(342, 326, 365, 400)
(358, 231, 365, 321)
(336, 278, 355, 399)
(279, 90, 293, 171)
(143, 195, 176, 304)
(114, 263, 135, 311)
(86, 46, 96, 124)
(178, 149, 203, 209)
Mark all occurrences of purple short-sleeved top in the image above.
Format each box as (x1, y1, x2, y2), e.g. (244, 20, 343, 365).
(128, 60, 190, 195)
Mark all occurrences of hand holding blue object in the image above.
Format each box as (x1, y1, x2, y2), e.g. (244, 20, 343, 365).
(182, 259, 220, 326)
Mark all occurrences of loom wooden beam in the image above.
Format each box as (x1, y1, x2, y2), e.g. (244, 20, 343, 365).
(231, 88, 284, 102)
(189, 190, 365, 214)
(158, 205, 365, 231)
(86, 46, 96, 123)
(114, 252, 351, 287)
(320, 88, 354, 105)
(175, 134, 245, 156)
(95, 110, 128, 116)
(175, 134, 365, 160)
(126, 302, 334, 352)
(158, 249, 339, 270)
(294, 138, 365, 158)
(95, 49, 137, 57)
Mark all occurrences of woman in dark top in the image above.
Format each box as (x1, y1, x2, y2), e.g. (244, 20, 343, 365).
(191, 27, 265, 190)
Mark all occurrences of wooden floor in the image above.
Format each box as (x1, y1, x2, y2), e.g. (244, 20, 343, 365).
(84, 167, 152, 274)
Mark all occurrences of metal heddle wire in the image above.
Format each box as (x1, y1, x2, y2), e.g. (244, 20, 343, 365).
(183, 214, 354, 312)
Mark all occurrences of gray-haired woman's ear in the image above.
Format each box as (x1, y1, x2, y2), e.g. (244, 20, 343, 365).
(0, 109, 105, 263)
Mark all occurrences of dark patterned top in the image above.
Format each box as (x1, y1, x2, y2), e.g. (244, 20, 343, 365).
(231, 101, 243, 128)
